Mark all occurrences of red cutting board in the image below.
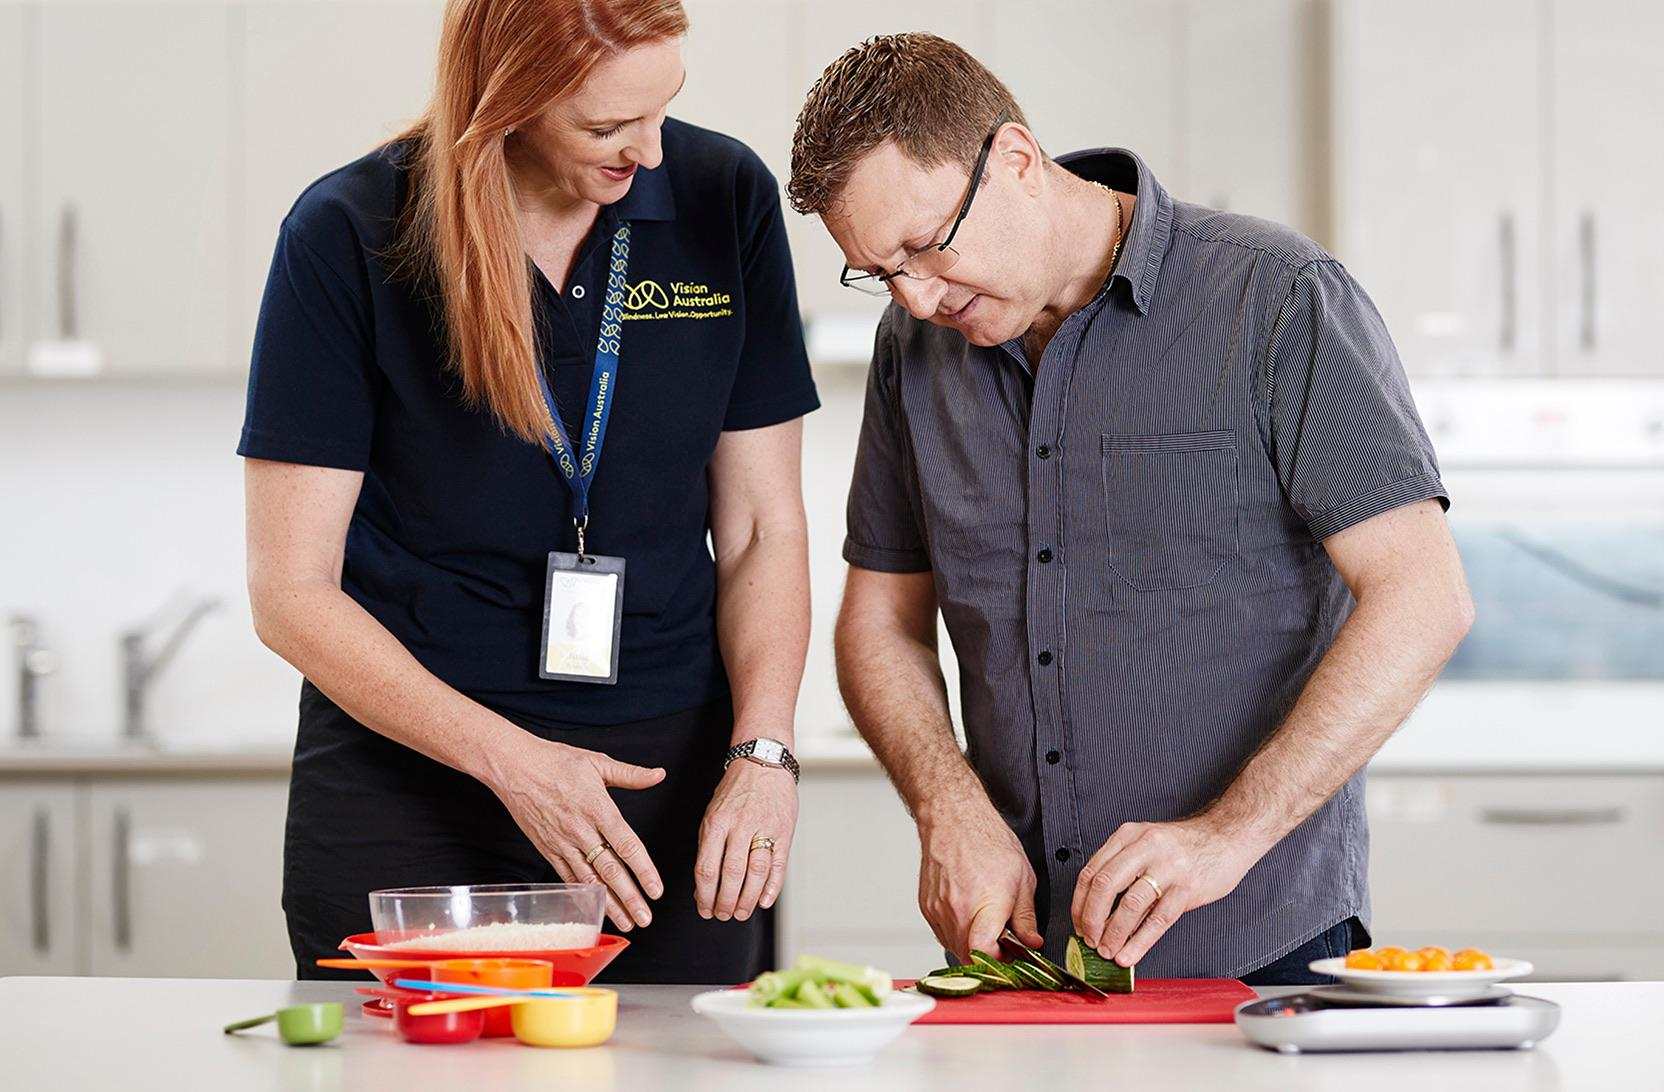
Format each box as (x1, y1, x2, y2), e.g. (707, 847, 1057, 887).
(896, 978, 1255, 1024)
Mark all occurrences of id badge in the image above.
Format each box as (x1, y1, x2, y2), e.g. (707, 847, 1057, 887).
(539, 552, 625, 685)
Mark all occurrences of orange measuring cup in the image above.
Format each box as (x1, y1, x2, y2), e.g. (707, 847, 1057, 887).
(430, 958, 554, 1038)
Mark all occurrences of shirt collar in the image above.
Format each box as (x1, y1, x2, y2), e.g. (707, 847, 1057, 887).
(604, 158, 677, 223)
(1053, 147, 1173, 315)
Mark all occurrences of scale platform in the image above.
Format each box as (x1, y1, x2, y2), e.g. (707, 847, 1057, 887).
(1235, 988, 1561, 1053)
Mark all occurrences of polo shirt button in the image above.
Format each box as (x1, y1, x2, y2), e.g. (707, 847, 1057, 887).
(1055, 847, 1071, 862)
(1037, 650, 1054, 666)
(1045, 750, 1061, 764)
(1037, 548, 1054, 564)
(571, 284, 586, 299)
(1036, 444, 1053, 460)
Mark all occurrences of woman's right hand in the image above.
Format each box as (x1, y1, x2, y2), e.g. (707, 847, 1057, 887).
(486, 735, 666, 931)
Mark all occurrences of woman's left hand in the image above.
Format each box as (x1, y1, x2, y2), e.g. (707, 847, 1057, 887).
(695, 757, 798, 922)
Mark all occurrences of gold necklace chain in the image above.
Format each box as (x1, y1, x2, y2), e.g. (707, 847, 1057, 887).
(1090, 180, 1126, 272)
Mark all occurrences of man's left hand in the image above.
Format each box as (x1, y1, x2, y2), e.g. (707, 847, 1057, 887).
(1070, 815, 1268, 966)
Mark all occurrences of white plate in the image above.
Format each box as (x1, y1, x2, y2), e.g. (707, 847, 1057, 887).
(689, 988, 935, 1067)
(1308, 956, 1533, 999)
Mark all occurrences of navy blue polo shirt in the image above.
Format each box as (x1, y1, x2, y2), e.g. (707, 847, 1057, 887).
(238, 119, 818, 727)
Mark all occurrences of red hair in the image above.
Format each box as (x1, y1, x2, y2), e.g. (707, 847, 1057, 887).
(395, 0, 688, 444)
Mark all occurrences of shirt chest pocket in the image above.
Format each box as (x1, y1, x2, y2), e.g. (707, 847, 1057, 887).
(1100, 430, 1239, 591)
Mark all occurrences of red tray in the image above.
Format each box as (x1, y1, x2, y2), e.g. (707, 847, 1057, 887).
(897, 978, 1255, 1024)
(337, 931, 628, 988)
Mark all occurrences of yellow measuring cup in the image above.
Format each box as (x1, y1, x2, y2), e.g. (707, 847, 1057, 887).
(408, 987, 617, 1047)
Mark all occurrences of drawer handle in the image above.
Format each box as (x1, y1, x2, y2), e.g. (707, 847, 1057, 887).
(1480, 806, 1626, 826)
(31, 808, 49, 955)
(114, 807, 132, 952)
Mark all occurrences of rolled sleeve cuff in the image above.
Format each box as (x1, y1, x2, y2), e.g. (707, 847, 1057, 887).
(1304, 472, 1450, 540)
(843, 537, 931, 573)
(722, 383, 821, 431)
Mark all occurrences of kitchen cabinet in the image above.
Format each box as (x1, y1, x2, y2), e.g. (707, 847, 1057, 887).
(1367, 772, 1664, 980)
(1183, 0, 1322, 232)
(84, 778, 291, 978)
(1331, 0, 1545, 377)
(0, 782, 80, 976)
(0, 773, 291, 979)
(1548, 0, 1664, 378)
(237, 1, 444, 356)
(0, 4, 24, 375)
(29, 3, 235, 374)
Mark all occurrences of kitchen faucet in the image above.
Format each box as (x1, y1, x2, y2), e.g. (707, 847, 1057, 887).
(121, 594, 222, 743)
(9, 614, 58, 740)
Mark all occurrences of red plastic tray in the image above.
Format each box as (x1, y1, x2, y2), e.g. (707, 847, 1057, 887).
(897, 978, 1255, 1024)
(337, 931, 629, 988)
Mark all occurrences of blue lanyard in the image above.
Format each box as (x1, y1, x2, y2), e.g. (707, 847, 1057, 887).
(534, 222, 630, 551)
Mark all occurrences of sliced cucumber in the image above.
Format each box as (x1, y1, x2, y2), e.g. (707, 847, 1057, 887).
(970, 950, 1022, 989)
(1015, 958, 1063, 991)
(1065, 935, 1136, 994)
(916, 975, 983, 999)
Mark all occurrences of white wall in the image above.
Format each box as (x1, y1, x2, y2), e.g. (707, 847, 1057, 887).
(0, 370, 875, 747)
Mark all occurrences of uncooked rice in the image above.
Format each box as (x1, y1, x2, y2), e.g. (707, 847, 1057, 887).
(384, 921, 599, 951)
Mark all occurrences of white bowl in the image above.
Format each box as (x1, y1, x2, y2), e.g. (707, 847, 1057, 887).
(1309, 956, 1533, 999)
(689, 988, 935, 1067)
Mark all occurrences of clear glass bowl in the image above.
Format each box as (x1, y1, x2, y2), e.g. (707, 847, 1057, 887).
(368, 883, 605, 951)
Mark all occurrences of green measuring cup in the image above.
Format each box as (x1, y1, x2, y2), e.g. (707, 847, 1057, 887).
(223, 1002, 343, 1046)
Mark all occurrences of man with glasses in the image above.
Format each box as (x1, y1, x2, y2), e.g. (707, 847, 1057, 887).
(787, 33, 1474, 985)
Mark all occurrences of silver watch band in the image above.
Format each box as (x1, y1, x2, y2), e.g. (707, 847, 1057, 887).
(723, 738, 800, 782)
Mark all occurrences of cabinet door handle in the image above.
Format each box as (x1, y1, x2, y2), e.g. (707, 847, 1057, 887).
(1480, 806, 1626, 826)
(57, 204, 79, 340)
(113, 806, 132, 952)
(1579, 210, 1597, 353)
(1498, 211, 1516, 354)
(31, 808, 50, 955)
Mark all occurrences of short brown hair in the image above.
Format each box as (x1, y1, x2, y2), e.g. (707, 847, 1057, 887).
(787, 33, 1028, 216)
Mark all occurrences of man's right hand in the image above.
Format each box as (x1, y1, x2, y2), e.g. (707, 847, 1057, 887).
(917, 800, 1044, 963)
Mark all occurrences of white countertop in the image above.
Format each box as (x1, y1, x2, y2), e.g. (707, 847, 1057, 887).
(0, 976, 1654, 1090)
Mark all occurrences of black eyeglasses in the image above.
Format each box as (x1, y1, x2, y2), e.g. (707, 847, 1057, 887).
(839, 115, 1009, 296)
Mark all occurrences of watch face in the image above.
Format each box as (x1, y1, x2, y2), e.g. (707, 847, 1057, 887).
(751, 739, 785, 764)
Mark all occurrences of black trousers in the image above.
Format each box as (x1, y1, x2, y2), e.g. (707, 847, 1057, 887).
(284, 682, 769, 985)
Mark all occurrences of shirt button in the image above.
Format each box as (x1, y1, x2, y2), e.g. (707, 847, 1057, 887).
(1054, 847, 1071, 862)
(571, 284, 586, 299)
(1037, 548, 1054, 564)
(1037, 650, 1054, 666)
(1045, 750, 1061, 764)
(1036, 444, 1053, 460)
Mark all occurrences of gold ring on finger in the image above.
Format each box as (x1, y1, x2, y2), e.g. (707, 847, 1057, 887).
(749, 836, 775, 853)
(584, 842, 610, 866)
(1136, 874, 1163, 900)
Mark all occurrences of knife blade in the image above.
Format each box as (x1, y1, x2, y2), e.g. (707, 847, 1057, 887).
(1000, 928, 1112, 999)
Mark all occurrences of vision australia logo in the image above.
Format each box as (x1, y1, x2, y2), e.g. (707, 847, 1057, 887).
(620, 277, 734, 322)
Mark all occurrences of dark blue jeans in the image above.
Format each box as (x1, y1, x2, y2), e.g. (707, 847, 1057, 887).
(1239, 917, 1370, 986)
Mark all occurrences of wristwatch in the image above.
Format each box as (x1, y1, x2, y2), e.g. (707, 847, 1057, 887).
(724, 737, 800, 783)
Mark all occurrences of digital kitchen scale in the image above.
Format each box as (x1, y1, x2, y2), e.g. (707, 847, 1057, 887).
(1235, 988, 1561, 1053)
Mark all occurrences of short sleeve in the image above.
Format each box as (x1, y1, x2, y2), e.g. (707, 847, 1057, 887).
(237, 223, 378, 471)
(1263, 259, 1449, 540)
(720, 157, 820, 431)
(843, 311, 930, 573)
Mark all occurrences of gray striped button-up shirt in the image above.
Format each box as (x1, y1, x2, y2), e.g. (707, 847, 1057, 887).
(844, 148, 1448, 978)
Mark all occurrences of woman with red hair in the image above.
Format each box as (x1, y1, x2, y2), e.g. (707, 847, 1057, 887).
(239, 0, 816, 983)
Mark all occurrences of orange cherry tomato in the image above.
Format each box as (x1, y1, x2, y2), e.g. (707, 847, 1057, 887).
(1453, 949, 1495, 971)
(1374, 946, 1407, 962)
(1417, 946, 1453, 972)
(1344, 949, 1384, 970)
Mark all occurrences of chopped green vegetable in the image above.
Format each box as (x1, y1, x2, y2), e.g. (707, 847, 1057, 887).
(795, 979, 836, 1008)
(970, 950, 1022, 989)
(916, 975, 983, 998)
(1065, 935, 1136, 994)
(829, 982, 874, 1008)
(792, 954, 893, 1003)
